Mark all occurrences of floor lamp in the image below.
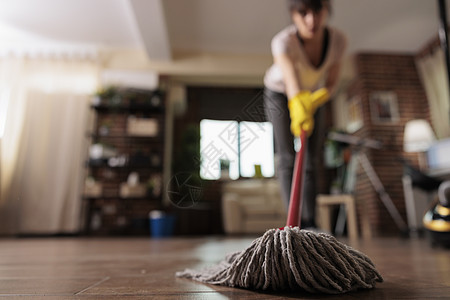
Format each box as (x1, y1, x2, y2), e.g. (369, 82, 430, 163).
(403, 119, 437, 236)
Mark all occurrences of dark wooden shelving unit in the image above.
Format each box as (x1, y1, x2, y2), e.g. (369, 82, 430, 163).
(82, 88, 166, 236)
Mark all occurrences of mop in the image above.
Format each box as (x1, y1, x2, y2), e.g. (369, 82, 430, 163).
(176, 92, 383, 294)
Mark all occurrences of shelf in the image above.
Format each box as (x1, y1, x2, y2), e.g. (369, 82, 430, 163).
(83, 196, 161, 201)
(91, 104, 164, 114)
(87, 133, 163, 141)
(86, 160, 162, 170)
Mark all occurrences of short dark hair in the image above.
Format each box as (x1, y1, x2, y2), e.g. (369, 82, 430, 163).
(287, 0, 331, 14)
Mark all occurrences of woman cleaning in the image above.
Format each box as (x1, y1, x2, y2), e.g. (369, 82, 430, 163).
(264, 0, 347, 228)
(178, 2, 383, 292)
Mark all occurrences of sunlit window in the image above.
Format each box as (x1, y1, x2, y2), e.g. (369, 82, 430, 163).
(239, 121, 275, 177)
(200, 119, 274, 180)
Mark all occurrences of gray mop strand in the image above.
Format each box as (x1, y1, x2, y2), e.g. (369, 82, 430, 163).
(176, 227, 383, 294)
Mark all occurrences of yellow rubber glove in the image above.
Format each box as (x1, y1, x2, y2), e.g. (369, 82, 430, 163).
(288, 88, 330, 137)
(288, 91, 312, 137)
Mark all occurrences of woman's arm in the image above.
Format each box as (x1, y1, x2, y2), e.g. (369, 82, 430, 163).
(274, 53, 302, 99)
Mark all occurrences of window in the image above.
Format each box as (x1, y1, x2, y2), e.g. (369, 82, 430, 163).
(200, 119, 274, 180)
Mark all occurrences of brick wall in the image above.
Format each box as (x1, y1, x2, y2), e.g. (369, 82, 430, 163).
(346, 53, 430, 236)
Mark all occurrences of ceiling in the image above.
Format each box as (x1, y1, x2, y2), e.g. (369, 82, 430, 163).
(0, 0, 447, 60)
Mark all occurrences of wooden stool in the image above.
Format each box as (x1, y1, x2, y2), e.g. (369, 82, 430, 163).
(316, 194, 359, 240)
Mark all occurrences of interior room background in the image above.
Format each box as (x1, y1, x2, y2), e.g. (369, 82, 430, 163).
(0, 1, 449, 237)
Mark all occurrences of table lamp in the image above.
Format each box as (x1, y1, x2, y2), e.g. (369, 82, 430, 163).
(403, 119, 436, 169)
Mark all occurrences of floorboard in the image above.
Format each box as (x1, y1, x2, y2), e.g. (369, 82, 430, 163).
(0, 235, 448, 299)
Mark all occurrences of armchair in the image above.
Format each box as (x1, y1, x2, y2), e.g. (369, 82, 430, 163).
(221, 179, 286, 234)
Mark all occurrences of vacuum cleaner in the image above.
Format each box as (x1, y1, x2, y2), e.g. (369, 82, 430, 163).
(423, 180, 450, 247)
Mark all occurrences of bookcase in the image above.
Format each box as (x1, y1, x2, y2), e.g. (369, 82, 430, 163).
(82, 88, 166, 235)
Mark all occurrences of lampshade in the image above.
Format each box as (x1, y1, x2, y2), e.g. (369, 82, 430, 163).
(403, 119, 436, 152)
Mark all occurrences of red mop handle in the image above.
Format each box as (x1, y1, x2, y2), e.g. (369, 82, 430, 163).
(286, 130, 308, 228)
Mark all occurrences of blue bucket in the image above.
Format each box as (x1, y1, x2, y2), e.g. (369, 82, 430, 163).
(149, 211, 175, 238)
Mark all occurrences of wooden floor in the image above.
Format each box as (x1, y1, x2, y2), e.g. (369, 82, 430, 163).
(0, 234, 449, 299)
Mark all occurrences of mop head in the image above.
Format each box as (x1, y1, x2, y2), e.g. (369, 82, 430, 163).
(176, 227, 383, 294)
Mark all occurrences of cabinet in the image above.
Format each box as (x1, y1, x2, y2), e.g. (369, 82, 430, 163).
(82, 88, 166, 235)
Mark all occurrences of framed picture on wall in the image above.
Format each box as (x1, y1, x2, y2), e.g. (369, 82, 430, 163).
(370, 91, 399, 123)
(346, 95, 364, 133)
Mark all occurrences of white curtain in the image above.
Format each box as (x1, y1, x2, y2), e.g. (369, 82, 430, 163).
(415, 48, 450, 139)
(0, 57, 99, 235)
